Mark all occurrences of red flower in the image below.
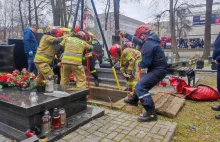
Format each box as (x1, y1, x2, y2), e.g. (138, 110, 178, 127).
(25, 72, 29, 76)
(32, 75, 36, 80)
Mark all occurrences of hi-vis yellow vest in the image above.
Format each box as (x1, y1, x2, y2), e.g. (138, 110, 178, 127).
(34, 35, 57, 64)
(60, 37, 90, 65)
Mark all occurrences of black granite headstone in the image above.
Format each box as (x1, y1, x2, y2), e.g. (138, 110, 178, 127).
(8, 39, 28, 71)
(0, 44, 16, 72)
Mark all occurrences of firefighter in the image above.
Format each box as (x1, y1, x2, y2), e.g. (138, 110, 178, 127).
(120, 25, 168, 122)
(59, 31, 91, 88)
(110, 44, 141, 92)
(212, 32, 220, 119)
(34, 27, 63, 82)
(82, 35, 99, 86)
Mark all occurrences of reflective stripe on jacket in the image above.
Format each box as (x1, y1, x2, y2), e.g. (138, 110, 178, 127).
(120, 48, 142, 74)
(34, 35, 57, 64)
(61, 37, 90, 65)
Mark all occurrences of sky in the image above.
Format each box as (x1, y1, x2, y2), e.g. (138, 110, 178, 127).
(93, 0, 220, 23)
(94, 0, 156, 23)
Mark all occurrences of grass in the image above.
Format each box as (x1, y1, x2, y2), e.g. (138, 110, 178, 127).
(108, 73, 220, 142)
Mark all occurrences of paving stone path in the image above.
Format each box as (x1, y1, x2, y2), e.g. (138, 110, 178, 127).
(0, 109, 177, 142)
(57, 109, 177, 142)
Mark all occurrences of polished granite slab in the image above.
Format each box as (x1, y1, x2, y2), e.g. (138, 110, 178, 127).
(0, 85, 89, 132)
(0, 106, 104, 142)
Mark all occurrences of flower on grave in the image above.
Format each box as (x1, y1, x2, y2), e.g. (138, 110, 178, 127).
(35, 77, 46, 87)
(0, 68, 37, 89)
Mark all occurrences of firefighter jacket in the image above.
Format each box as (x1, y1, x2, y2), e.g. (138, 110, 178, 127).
(125, 32, 168, 71)
(120, 48, 142, 75)
(34, 35, 58, 64)
(60, 37, 90, 65)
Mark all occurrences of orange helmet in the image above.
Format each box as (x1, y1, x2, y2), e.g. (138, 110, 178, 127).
(74, 25, 80, 33)
(50, 27, 63, 37)
(109, 44, 122, 57)
(75, 31, 90, 42)
(135, 24, 151, 38)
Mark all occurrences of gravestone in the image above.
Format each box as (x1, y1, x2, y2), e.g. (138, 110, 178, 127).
(8, 39, 28, 71)
(0, 85, 104, 141)
(0, 44, 16, 72)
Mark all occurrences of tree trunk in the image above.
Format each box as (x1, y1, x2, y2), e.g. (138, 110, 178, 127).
(28, 0, 32, 26)
(56, 0, 61, 26)
(60, 0, 64, 27)
(18, 0, 24, 31)
(203, 0, 213, 59)
(33, 0, 38, 26)
(63, 0, 68, 27)
(169, 0, 179, 57)
(67, 0, 73, 26)
(51, 0, 60, 26)
(113, 0, 120, 36)
(105, 0, 110, 30)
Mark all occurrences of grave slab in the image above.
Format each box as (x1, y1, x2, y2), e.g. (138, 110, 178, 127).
(0, 85, 104, 141)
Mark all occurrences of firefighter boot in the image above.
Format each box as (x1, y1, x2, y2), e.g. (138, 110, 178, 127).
(124, 94, 139, 106)
(138, 106, 158, 122)
(215, 114, 220, 119)
(212, 105, 220, 111)
(92, 72, 99, 87)
(94, 77, 99, 87)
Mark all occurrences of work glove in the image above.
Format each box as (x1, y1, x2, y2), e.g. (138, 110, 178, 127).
(54, 38, 62, 44)
(29, 51, 33, 57)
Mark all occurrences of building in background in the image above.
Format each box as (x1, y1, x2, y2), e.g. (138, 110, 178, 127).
(185, 2, 220, 42)
(96, 12, 145, 39)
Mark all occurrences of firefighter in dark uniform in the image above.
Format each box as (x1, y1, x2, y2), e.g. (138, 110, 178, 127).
(120, 25, 168, 122)
(82, 35, 99, 86)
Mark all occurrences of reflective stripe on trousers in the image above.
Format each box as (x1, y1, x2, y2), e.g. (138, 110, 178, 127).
(35, 53, 53, 63)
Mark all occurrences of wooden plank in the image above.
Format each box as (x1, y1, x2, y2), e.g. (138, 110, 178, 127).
(152, 92, 185, 118)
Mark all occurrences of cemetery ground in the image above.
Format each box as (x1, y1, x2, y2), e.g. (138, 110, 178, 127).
(0, 72, 219, 142)
(120, 72, 220, 142)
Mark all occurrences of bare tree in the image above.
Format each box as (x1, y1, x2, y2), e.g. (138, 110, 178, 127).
(28, 0, 32, 26)
(176, 8, 192, 40)
(113, 0, 120, 36)
(18, 0, 25, 31)
(202, 0, 213, 59)
(169, 0, 179, 57)
(105, 0, 111, 30)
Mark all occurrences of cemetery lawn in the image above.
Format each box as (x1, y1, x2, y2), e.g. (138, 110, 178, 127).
(121, 72, 220, 142)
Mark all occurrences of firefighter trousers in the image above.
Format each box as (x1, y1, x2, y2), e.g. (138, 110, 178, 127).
(60, 64, 86, 88)
(126, 60, 141, 91)
(135, 69, 167, 113)
(83, 56, 98, 79)
(35, 62, 54, 82)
